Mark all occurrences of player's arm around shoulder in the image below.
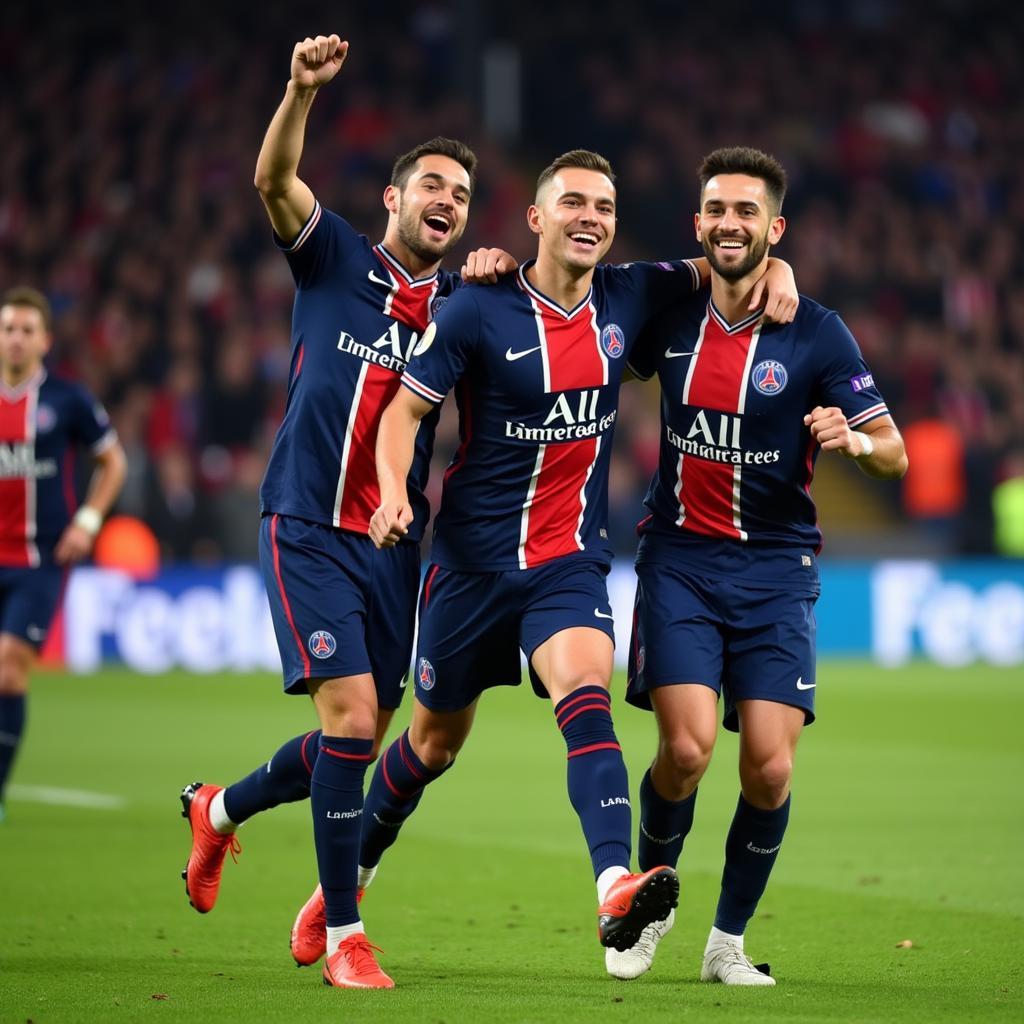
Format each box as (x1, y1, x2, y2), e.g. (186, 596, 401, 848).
(254, 34, 348, 243)
(804, 407, 908, 480)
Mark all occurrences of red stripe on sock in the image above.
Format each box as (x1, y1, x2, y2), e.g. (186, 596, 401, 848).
(320, 746, 373, 762)
(381, 750, 414, 799)
(557, 702, 613, 730)
(567, 741, 621, 759)
(555, 689, 610, 718)
(398, 732, 425, 781)
(299, 731, 318, 776)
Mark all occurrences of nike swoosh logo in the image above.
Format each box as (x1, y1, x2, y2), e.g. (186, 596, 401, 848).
(368, 269, 395, 289)
(664, 348, 697, 359)
(594, 609, 614, 620)
(795, 678, 816, 690)
(505, 345, 542, 361)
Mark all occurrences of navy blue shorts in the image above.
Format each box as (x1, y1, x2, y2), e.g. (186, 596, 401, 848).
(626, 561, 818, 731)
(258, 514, 419, 706)
(413, 557, 615, 712)
(0, 564, 65, 649)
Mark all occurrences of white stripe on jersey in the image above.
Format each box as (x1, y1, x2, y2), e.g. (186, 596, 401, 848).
(283, 202, 322, 253)
(24, 385, 39, 567)
(680, 310, 710, 405)
(518, 445, 546, 570)
(732, 465, 747, 541)
(730, 321, 762, 541)
(573, 434, 600, 549)
(587, 302, 609, 386)
(525, 294, 552, 394)
(334, 361, 370, 527)
(401, 372, 445, 405)
(848, 402, 888, 427)
(372, 261, 400, 317)
(736, 322, 763, 415)
(673, 452, 686, 529)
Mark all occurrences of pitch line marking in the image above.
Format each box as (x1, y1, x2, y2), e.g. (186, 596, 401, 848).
(7, 784, 127, 810)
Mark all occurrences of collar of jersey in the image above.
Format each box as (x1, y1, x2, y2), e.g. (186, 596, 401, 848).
(374, 244, 440, 287)
(516, 261, 594, 320)
(707, 299, 763, 335)
(0, 366, 47, 401)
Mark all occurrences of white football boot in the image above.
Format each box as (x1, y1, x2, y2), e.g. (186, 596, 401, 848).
(605, 909, 675, 980)
(700, 940, 776, 986)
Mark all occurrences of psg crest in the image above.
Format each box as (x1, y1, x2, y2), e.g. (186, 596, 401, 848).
(35, 404, 57, 433)
(416, 657, 436, 691)
(601, 323, 625, 358)
(751, 359, 788, 396)
(308, 630, 337, 659)
(430, 295, 448, 318)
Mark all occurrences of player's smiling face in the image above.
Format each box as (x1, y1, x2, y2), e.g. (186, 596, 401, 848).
(696, 174, 785, 283)
(529, 168, 616, 272)
(387, 154, 471, 266)
(0, 304, 50, 380)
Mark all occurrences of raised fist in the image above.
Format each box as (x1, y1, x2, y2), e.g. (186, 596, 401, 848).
(291, 34, 348, 89)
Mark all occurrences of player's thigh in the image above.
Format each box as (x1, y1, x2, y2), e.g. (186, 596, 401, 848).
(413, 566, 521, 711)
(308, 672, 378, 738)
(259, 514, 375, 695)
(650, 683, 720, 760)
(520, 558, 616, 702)
(625, 563, 725, 712)
(721, 583, 818, 733)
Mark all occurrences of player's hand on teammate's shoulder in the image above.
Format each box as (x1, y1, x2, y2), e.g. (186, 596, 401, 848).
(369, 501, 414, 549)
(460, 248, 518, 284)
(749, 258, 798, 324)
(291, 34, 348, 89)
(804, 405, 862, 457)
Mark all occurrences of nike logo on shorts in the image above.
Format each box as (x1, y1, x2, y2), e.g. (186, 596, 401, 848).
(664, 348, 697, 358)
(594, 608, 614, 620)
(505, 345, 542, 361)
(795, 677, 816, 690)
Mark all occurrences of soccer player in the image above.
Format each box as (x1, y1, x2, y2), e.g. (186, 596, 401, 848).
(605, 146, 908, 984)
(0, 287, 126, 820)
(177, 33, 511, 990)
(361, 149, 798, 967)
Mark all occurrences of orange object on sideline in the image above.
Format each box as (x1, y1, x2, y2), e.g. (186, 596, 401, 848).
(92, 514, 161, 580)
(901, 419, 965, 519)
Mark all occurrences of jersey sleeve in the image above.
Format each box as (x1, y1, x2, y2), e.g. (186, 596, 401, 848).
(813, 312, 890, 428)
(274, 201, 364, 289)
(615, 259, 702, 315)
(69, 386, 118, 454)
(401, 288, 481, 405)
(625, 310, 664, 381)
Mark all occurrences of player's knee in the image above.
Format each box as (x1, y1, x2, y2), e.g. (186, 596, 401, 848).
(412, 733, 458, 772)
(741, 755, 793, 808)
(658, 733, 712, 788)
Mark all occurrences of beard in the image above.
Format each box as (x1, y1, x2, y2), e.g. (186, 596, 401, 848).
(702, 232, 771, 282)
(396, 205, 458, 264)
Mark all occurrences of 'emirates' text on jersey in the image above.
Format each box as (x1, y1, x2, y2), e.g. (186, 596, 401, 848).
(628, 288, 889, 555)
(402, 259, 700, 571)
(259, 201, 458, 541)
(0, 369, 116, 567)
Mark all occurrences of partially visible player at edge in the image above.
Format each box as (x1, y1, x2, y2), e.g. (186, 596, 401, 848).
(604, 146, 908, 985)
(360, 149, 798, 970)
(0, 287, 126, 821)
(176, 33, 511, 991)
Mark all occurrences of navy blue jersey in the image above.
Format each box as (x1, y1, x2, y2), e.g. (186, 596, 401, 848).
(259, 201, 459, 541)
(628, 289, 889, 561)
(402, 259, 700, 571)
(0, 370, 116, 567)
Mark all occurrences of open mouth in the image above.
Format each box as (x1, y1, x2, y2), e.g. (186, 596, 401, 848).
(423, 213, 452, 238)
(714, 237, 746, 253)
(568, 231, 601, 250)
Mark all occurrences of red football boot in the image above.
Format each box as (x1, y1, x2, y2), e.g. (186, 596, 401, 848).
(322, 932, 394, 989)
(179, 782, 241, 913)
(291, 883, 366, 966)
(597, 866, 679, 951)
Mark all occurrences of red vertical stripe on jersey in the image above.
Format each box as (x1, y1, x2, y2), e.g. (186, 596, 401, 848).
(387, 280, 434, 333)
(540, 305, 606, 390)
(521, 437, 599, 566)
(270, 514, 311, 679)
(0, 393, 30, 566)
(677, 314, 757, 540)
(334, 363, 401, 532)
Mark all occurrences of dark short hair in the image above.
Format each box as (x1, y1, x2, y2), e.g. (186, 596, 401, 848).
(698, 147, 787, 214)
(536, 149, 615, 199)
(391, 138, 477, 194)
(1, 285, 53, 331)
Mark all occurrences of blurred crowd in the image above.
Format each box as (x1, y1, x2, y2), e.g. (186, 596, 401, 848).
(2, 0, 1022, 561)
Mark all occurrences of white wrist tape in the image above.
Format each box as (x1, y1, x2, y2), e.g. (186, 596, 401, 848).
(853, 431, 874, 458)
(73, 505, 103, 536)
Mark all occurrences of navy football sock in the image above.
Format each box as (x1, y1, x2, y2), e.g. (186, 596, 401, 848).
(359, 729, 451, 869)
(222, 730, 320, 825)
(554, 685, 631, 878)
(714, 793, 791, 935)
(310, 735, 374, 928)
(0, 694, 27, 803)
(637, 769, 697, 872)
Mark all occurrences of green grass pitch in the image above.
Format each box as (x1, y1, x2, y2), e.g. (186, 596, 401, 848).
(1, 662, 1022, 1023)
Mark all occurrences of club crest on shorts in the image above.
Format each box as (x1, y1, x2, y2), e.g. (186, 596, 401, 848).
(601, 323, 625, 358)
(416, 657, 436, 691)
(751, 359, 788, 396)
(308, 630, 336, 659)
(636, 645, 646, 673)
